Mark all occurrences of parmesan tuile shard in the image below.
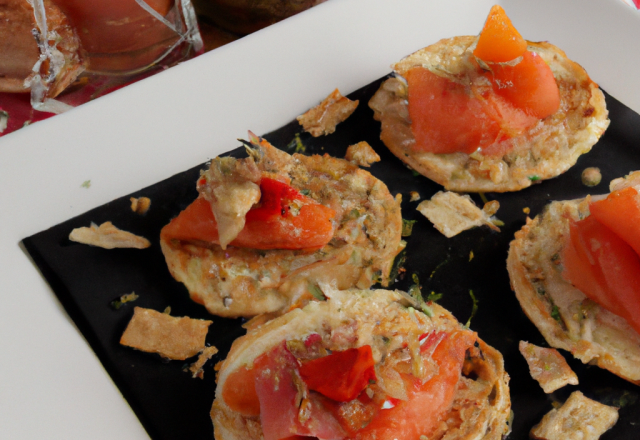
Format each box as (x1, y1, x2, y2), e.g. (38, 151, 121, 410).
(297, 89, 359, 137)
(417, 191, 500, 238)
(120, 307, 212, 360)
(69, 221, 150, 249)
(519, 341, 578, 393)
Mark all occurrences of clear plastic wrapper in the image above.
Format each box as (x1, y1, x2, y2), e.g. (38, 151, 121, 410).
(0, 0, 202, 115)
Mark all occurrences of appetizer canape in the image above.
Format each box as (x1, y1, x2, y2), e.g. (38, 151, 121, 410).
(211, 287, 511, 440)
(160, 135, 403, 317)
(369, 5, 609, 192)
(508, 171, 640, 384)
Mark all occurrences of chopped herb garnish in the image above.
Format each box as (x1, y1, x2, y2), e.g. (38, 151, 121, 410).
(551, 305, 561, 321)
(110, 292, 139, 310)
(616, 390, 638, 408)
(388, 249, 407, 283)
(411, 169, 420, 177)
(372, 270, 383, 284)
(287, 133, 306, 153)
(81, 180, 91, 189)
(163, 306, 171, 314)
(469, 250, 474, 262)
(465, 290, 479, 328)
(430, 259, 448, 279)
(408, 273, 434, 316)
(528, 175, 540, 182)
(426, 291, 442, 302)
(401, 219, 417, 237)
(308, 284, 327, 301)
(300, 189, 311, 196)
(479, 192, 489, 204)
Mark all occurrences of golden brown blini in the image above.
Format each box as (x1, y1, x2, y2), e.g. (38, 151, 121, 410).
(161, 138, 403, 318)
(369, 36, 609, 193)
(507, 172, 640, 384)
(211, 287, 511, 440)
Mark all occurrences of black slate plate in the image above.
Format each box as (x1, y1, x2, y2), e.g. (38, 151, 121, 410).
(23, 77, 640, 439)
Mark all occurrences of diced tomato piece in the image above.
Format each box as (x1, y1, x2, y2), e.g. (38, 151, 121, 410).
(562, 216, 640, 334)
(473, 5, 527, 63)
(589, 187, 640, 257)
(406, 67, 538, 155)
(355, 330, 476, 439)
(487, 50, 560, 119)
(161, 178, 335, 250)
(299, 346, 376, 402)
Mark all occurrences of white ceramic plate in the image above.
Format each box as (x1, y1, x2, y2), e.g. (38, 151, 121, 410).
(1, 0, 639, 438)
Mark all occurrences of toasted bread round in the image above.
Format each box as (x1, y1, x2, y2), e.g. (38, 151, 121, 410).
(507, 173, 640, 384)
(211, 287, 511, 440)
(161, 142, 403, 318)
(369, 36, 609, 192)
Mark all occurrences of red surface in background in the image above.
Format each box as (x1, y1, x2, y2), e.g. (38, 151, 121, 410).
(0, 70, 158, 137)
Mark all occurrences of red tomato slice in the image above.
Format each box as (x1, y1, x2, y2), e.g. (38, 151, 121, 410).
(355, 330, 476, 440)
(406, 67, 538, 155)
(589, 186, 640, 257)
(562, 216, 640, 334)
(473, 5, 527, 63)
(487, 50, 560, 119)
(299, 346, 376, 402)
(161, 178, 335, 250)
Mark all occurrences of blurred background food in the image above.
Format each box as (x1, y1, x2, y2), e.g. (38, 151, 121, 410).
(0, 0, 326, 136)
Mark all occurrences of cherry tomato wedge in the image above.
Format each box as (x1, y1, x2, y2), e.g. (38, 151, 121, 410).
(161, 178, 335, 250)
(298, 345, 376, 402)
(473, 5, 527, 63)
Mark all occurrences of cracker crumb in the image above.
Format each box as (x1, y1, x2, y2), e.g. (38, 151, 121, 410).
(531, 391, 618, 440)
(409, 191, 421, 202)
(519, 341, 578, 393)
(188, 346, 219, 379)
(345, 141, 380, 167)
(69, 221, 150, 249)
(297, 89, 359, 137)
(581, 167, 602, 187)
(120, 307, 212, 360)
(417, 191, 500, 238)
(523, 207, 531, 214)
(130, 197, 151, 215)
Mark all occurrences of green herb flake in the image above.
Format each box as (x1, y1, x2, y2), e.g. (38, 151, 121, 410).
(551, 305, 561, 321)
(401, 219, 417, 237)
(163, 306, 171, 314)
(81, 180, 91, 189)
(430, 259, 448, 279)
(479, 192, 489, 205)
(110, 292, 139, 310)
(469, 251, 474, 262)
(426, 291, 443, 302)
(388, 249, 407, 282)
(616, 390, 639, 408)
(287, 133, 306, 153)
(300, 189, 311, 196)
(411, 169, 420, 177)
(465, 290, 479, 328)
(528, 175, 540, 182)
(308, 284, 327, 301)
